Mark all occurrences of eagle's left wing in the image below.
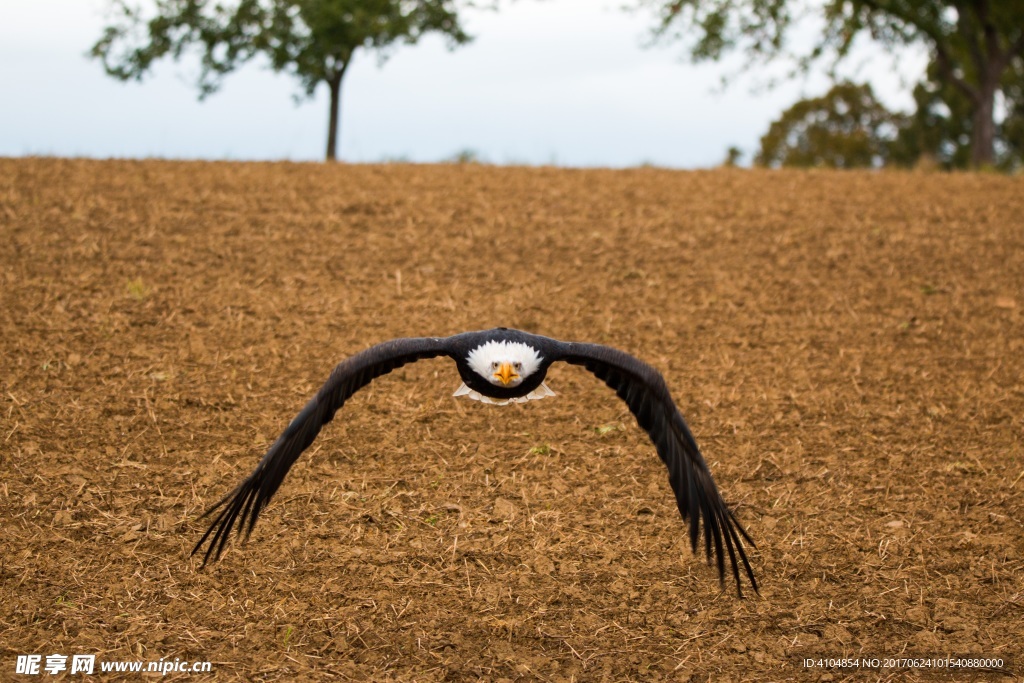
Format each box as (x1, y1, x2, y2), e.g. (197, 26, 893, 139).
(554, 341, 758, 596)
(192, 336, 454, 566)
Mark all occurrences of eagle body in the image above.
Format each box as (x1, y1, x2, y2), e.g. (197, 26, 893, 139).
(193, 327, 758, 595)
(451, 329, 554, 403)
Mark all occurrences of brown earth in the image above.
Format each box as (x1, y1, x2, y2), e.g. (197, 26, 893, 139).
(1, 158, 1022, 681)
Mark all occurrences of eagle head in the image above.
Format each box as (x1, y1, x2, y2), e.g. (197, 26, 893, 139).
(467, 340, 542, 387)
(454, 340, 555, 405)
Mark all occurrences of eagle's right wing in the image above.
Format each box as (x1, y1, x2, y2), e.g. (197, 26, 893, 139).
(555, 341, 757, 596)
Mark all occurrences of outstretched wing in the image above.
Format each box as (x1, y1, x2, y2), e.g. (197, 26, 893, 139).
(556, 342, 758, 596)
(192, 336, 454, 566)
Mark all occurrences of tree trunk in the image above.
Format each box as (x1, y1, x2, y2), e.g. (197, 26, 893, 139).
(325, 73, 342, 162)
(970, 77, 997, 168)
(325, 63, 348, 162)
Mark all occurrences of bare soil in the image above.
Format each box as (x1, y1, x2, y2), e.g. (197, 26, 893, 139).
(1, 158, 1022, 681)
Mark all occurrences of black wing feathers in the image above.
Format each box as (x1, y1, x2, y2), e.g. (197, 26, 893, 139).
(192, 328, 756, 596)
(192, 337, 451, 566)
(560, 343, 757, 596)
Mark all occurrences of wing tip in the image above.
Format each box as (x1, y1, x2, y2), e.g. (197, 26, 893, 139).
(723, 508, 760, 599)
(189, 473, 266, 569)
(684, 493, 759, 598)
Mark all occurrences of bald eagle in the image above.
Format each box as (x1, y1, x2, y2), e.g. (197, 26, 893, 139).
(192, 328, 758, 595)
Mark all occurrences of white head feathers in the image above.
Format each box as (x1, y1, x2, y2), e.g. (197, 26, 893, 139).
(454, 340, 555, 405)
(466, 340, 543, 383)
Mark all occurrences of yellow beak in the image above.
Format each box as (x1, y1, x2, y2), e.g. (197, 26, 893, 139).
(493, 362, 519, 386)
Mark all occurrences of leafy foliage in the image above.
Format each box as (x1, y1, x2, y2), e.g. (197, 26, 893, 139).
(722, 145, 743, 167)
(757, 68, 1024, 171)
(92, 0, 472, 159)
(893, 53, 1024, 171)
(642, 0, 1024, 167)
(755, 82, 902, 168)
(640, 0, 792, 65)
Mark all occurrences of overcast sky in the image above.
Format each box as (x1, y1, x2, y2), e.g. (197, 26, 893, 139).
(0, 0, 929, 168)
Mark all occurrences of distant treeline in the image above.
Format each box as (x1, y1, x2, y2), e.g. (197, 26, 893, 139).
(92, 1, 1023, 170)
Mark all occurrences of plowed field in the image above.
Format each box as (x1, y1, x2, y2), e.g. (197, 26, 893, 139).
(2, 158, 1022, 681)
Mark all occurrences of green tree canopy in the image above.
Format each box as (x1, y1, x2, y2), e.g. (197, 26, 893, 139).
(755, 82, 901, 168)
(92, 0, 472, 161)
(641, 0, 1024, 168)
(757, 72, 1024, 171)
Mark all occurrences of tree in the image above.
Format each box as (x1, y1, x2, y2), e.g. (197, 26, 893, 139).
(92, 0, 471, 161)
(893, 51, 1024, 171)
(721, 145, 743, 166)
(1001, 58, 1024, 171)
(641, 0, 1024, 168)
(756, 82, 902, 168)
(756, 73, 1024, 171)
